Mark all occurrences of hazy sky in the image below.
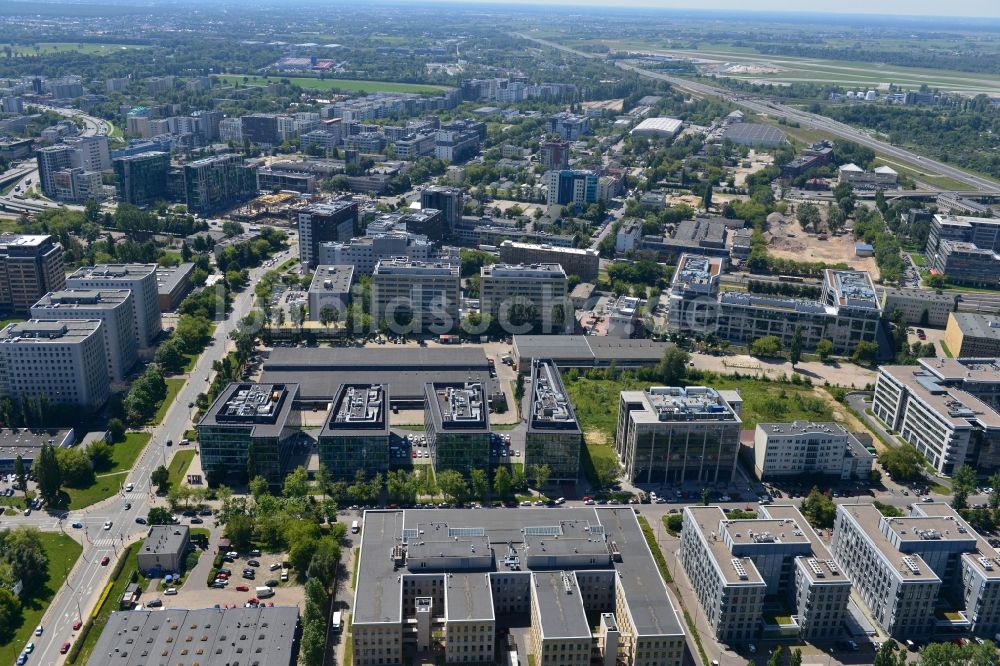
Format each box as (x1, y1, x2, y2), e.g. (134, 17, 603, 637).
(433, 0, 1000, 18)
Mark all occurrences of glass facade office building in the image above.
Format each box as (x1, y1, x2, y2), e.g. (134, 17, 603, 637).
(318, 383, 390, 480)
(524, 359, 581, 481)
(424, 382, 491, 477)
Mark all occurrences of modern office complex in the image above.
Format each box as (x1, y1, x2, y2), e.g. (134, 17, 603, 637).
(752, 422, 874, 481)
(944, 312, 1000, 358)
(681, 505, 851, 644)
(353, 507, 685, 666)
(480, 263, 569, 332)
(873, 360, 1000, 474)
(499, 241, 600, 282)
(925, 214, 1000, 288)
(87, 606, 300, 666)
(832, 502, 1000, 640)
(37, 139, 110, 202)
(546, 169, 598, 207)
(197, 383, 300, 487)
(318, 383, 390, 480)
(113, 151, 170, 206)
(307, 265, 353, 322)
(525, 359, 582, 482)
(182, 153, 258, 215)
(667, 255, 882, 354)
(880, 287, 956, 327)
(67, 264, 162, 346)
(424, 382, 491, 476)
(372, 259, 460, 333)
(298, 200, 360, 268)
(0, 234, 66, 315)
(616, 386, 742, 484)
(0, 320, 110, 409)
(319, 231, 435, 275)
(420, 186, 464, 234)
(31, 289, 138, 382)
(911, 357, 1000, 411)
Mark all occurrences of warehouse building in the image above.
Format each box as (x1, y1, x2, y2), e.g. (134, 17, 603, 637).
(512, 335, 672, 369)
(0, 428, 75, 474)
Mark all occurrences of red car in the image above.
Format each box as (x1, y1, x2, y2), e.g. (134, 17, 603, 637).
(236, 585, 249, 592)
(72, 620, 82, 630)
(248, 597, 259, 604)
(216, 572, 229, 579)
(100, 556, 110, 566)
(411, 450, 417, 458)
(60, 642, 71, 654)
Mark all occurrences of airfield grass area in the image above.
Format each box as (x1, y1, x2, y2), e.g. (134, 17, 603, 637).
(216, 74, 449, 94)
(0, 42, 147, 57)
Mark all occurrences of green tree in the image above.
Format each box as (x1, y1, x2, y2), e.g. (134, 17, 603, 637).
(952, 464, 978, 511)
(249, 475, 270, 500)
(767, 647, 785, 666)
(790, 327, 803, 367)
(493, 466, 512, 498)
(56, 447, 95, 488)
(851, 340, 879, 366)
(437, 470, 468, 504)
(151, 465, 170, 493)
(701, 488, 710, 506)
(989, 473, 1000, 510)
(531, 464, 551, 491)
(0, 585, 22, 640)
(224, 513, 254, 550)
(147, 507, 174, 525)
(800, 486, 837, 528)
(873, 641, 907, 666)
(880, 443, 925, 482)
(655, 347, 690, 385)
(789, 649, 802, 666)
(797, 202, 821, 231)
(34, 444, 62, 505)
(283, 466, 311, 498)
(107, 418, 126, 442)
(470, 468, 489, 502)
(319, 304, 337, 328)
(816, 338, 834, 361)
(13, 455, 25, 494)
(750, 335, 782, 358)
(0, 526, 48, 591)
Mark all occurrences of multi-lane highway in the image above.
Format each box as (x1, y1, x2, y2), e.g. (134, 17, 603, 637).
(515, 33, 1000, 194)
(11, 245, 295, 665)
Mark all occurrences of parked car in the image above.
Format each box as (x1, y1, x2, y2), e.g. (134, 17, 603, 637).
(236, 585, 250, 592)
(164, 587, 177, 595)
(146, 599, 162, 608)
(34, 625, 42, 636)
(103, 520, 112, 530)
(247, 559, 260, 567)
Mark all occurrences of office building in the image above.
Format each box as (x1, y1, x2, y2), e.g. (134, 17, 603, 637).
(183, 153, 258, 215)
(197, 383, 300, 487)
(836, 163, 898, 189)
(87, 606, 300, 666)
(31, 289, 138, 382)
(480, 263, 569, 332)
(525, 360, 581, 482)
(297, 200, 359, 268)
(548, 112, 589, 141)
(546, 169, 598, 207)
(608, 295, 645, 339)
(319, 232, 435, 276)
(925, 214, 1000, 287)
(137, 525, 190, 575)
(372, 259, 460, 333)
(354, 507, 685, 666)
(880, 287, 957, 327)
(499, 241, 599, 282)
(241, 114, 282, 147)
(833, 502, 1000, 639)
(307, 265, 353, 322)
(154, 262, 194, 312)
(421, 186, 464, 234)
(113, 151, 170, 206)
(424, 382, 491, 476)
(652, 218, 730, 263)
(318, 384, 389, 480)
(63, 135, 111, 172)
(540, 140, 570, 170)
(0, 234, 65, 315)
(67, 264, 161, 347)
(873, 362, 1000, 474)
(911, 357, 1000, 412)
(37, 144, 74, 198)
(256, 165, 317, 194)
(944, 312, 1000, 358)
(616, 387, 742, 484)
(219, 117, 243, 143)
(49, 166, 104, 203)
(666, 254, 724, 334)
(0, 320, 110, 409)
(1, 96, 24, 114)
(753, 422, 874, 481)
(681, 504, 851, 644)
(0, 428, 75, 474)
(435, 128, 480, 163)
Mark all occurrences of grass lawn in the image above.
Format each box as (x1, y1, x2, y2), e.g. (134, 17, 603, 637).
(69, 541, 142, 665)
(908, 252, 926, 267)
(147, 378, 187, 425)
(166, 449, 196, 488)
(0, 42, 147, 57)
(940, 340, 954, 358)
(0, 316, 25, 328)
(108, 432, 151, 473)
(216, 74, 449, 94)
(0, 532, 82, 665)
(65, 472, 127, 508)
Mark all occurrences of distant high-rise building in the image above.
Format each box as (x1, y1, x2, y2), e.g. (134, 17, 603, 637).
(546, 170, 598, 207)
(240, 114, 281, 147)
(64, 135, 111, 171)
(540, 140, 570, 170)
(420, 186, 464, 234)
(37, 145, 74, 197)
(182, 154, 257, 215)
(297, 200, 359, 268)
(113, 151, 170, 206)
(0, 234, 66, 315)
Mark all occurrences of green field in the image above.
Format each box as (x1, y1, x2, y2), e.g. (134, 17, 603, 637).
(167, 449, 196, 489)
(0, 532, 83, 665)
(215, 74, 449, 94)
(0, 42, 147, 57)
(64, 433, 150, 508)
(147, 378, 187, 426)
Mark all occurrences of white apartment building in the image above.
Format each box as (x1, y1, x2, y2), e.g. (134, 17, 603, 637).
(479, 263, 569, 332)
(0, 320, 110, 409)
(318, 232, 435, 275)
(31, 289, 138, 382)
(873, 362, 1000, 475)
(371, 259, 460, 334)
(753, 421, 874, 481)
(67, 264, 162, 347)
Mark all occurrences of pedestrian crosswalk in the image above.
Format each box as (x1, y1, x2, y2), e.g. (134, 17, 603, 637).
(93, 537, 118, 548)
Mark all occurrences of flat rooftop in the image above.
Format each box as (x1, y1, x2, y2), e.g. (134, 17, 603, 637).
(950, 312, 1000, 341)
(934, 213, 1000, 229)
(85, 606, 299, 666)
(374, 258, 458, 276)
(321, 383, 388, 437)
(446, 572, 495, 621)
(355, 508, 684, 638)
(0, 319, 102, 344)
(880, 365, 1000, 430)
(199, 383, 297, 438)
(309, 264, 354, 293)
(482, 263, 567, 278)
(757, 421, 850, 438)
(0, 428, 73, 460)
(154, 262, 194, 294)
(426, 382, 489, 432)
(301, 199, 358, 216)
(33, 289, 131, 309)
(534, 571, 591, 639)
(672, 254, 723, 289)
(685, 506, 765, 586)
(837, 504, 940, 582)
(499, 240, 599, 257)
(68, 263, 157, 281)
(0, 233, 53, 250)
(825, 270, 880, 310)
(513, 335, 672, 366)
(528, 360, 580, 433)
(142, 524, 189, 556)
(625, 386, 741, 424)
(910, 503, 1000, 580)
(920, 357, 1000, 384)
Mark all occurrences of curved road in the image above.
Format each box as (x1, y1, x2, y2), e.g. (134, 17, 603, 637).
(515, 33, 1000, 194)
(7, 245, 295, 666)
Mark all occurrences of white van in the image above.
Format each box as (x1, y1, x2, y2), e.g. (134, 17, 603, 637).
(351, 520, 360, 534)
(256, 586, 275, 598)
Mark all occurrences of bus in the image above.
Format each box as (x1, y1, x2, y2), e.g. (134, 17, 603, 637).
(332, 611, 343, 633)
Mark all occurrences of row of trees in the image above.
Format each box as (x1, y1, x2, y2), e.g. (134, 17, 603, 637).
(29, 437, 117, 506)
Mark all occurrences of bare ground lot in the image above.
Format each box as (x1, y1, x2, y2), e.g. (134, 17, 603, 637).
(765, 212, 879, 277)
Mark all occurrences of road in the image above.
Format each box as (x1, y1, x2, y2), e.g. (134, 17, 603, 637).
(514, 33, 1000, 194)
(8, 244, 296, 665)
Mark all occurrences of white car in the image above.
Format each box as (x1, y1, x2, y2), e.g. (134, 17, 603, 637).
(124, 482, 134, 492)
(34, 625, 42, 636)
(164, 587, 177, 595)
(103, 520, 113, 530)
